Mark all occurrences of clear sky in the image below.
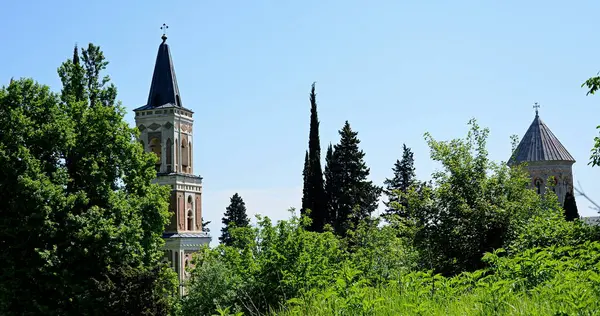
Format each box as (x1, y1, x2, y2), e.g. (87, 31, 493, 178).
(3, 0, 600, 243)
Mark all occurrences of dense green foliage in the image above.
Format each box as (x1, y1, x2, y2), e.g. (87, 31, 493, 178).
(407, 120, 540, 275)
(0, 44, 177, 315)
(301, 83, 328, 232)
(181, 119, 600, 315)
(4, 43, 600, 315)
(220, 193, 251, 246)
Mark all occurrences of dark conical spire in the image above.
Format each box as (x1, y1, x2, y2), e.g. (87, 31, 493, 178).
(145, 32, 182, 108)
(509, 112, 575, 164)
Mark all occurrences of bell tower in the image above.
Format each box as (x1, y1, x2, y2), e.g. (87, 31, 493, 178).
(133, 26, 211, 292)
(508, 104, 576, 206)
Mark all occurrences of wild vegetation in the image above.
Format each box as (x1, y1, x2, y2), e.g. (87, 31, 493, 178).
(183, 118, 600, 316)
(2, 43, 600, 315)
(0, 44, 177, 315)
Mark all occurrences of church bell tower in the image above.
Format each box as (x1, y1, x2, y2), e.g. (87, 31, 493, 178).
(133, 26, 211, 291)
(509, 104, 576, 206)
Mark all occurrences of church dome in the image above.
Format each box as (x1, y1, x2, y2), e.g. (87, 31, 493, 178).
(509, 111, 575, 165)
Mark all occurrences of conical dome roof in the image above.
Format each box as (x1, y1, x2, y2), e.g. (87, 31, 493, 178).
(509, 113, 575, 164)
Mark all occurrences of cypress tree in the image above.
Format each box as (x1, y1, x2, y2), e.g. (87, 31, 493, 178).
(220, 193, 250, 246)
(324, 143, 339, 228)
(327, 121, 382, 236)
(563, 190, 580, 221)
(301, 150, 310, 218)
(301, 82, 327, 232)
(73, 44, 80, 65)
(383, 144, 416, 219)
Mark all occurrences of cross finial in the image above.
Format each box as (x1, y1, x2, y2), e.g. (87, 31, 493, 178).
(533, 102, 540, 116)
(160, 23, 169, 42)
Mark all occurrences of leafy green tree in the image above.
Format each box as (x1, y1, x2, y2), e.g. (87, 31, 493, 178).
(301, 83, 327, 232)
(582, 74, 600, 167)
(184, 212, 343, 315)
(220, 193, 250, 246)
(563, 191, 580, 221)
(403, 119, 543, 275)
(509, 189, 597, 254)
(0, 44, 176, 315)
(383, 144, 416, 219)
(326, 121, 382, 236)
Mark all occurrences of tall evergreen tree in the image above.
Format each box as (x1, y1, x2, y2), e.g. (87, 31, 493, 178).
(301, 150, 310, 217)
(73, 44, 80, 65)
(563, 190, 580, 221)
(324, 143, 339, 228)
(326, 121, 382, 236)
(220, 193, 250, 246)
(383, 144, 416, 218)
(301, 83, 327, 232)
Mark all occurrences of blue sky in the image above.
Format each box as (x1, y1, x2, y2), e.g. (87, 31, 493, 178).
(3, 0, 600, 241)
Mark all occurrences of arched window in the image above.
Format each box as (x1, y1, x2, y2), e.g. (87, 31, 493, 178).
(175, 138, 180, 172)
(534, 178, 543, 195)
(149, 138, 161, 159)
(188, 142, 194, 173)
(149, 138, 161, 172)
(184, 254, 191, 278)
(166, 138, 172, 172)
(187, 210, 193, 231)
(177, 195, 184, 230)
(182, 140, 189, 168)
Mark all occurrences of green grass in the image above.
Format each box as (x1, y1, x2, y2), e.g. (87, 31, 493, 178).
(276, 282, 597, 315)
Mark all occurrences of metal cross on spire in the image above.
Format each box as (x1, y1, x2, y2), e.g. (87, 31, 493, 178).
(533, 102, 540, 116)
(160, 23, 169, 42)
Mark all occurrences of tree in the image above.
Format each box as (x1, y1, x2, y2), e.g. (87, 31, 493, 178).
(301, 151, 310, 216)
(202, 217, 212, 232)
(324, 143, 339, 229)
(301, 83, 327, 232)
(582, 74, 600, 167)
(0, 44, 177, 315)
(563, 191, 580, 221)
(220, 193, 250, 246)
(383, 144, 416, 219)
(402, 119, 545, 275)
(326, 121, 381, 236)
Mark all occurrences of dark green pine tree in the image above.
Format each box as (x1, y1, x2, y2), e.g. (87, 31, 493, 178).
(201, 217, 211, 232)
(301, 83, 327, 232)
(301, 150, 310, 217)
(563, 190, 580, 221)
(324, 143, 340, 228)
(220, 193, 250, 246)
(327, 121, 382, 236)
(383, 144, 416, 219)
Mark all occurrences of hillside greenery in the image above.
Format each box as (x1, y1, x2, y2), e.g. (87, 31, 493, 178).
(181, 119, 600, 316)
(2, 42, 600, 316)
